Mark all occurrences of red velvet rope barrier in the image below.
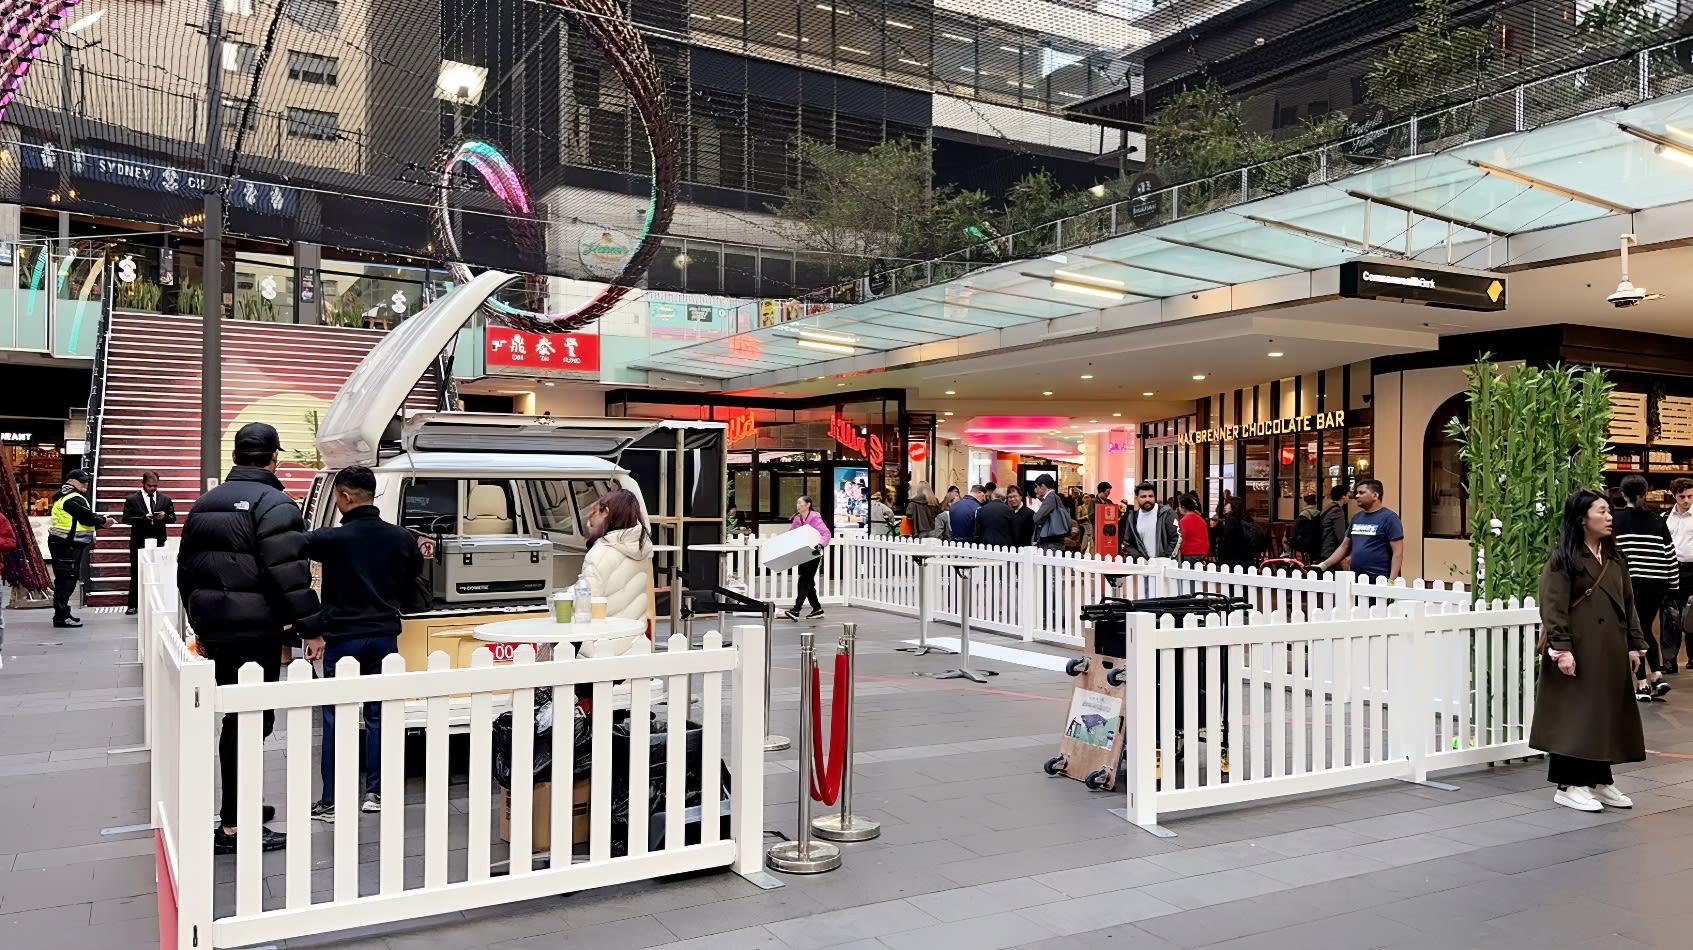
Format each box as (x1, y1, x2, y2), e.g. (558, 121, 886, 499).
(808, 651, 851, 805)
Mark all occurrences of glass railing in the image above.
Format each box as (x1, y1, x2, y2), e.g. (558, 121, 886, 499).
(855, 36, 1693, 301)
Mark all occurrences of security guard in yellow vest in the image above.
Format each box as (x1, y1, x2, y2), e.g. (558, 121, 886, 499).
(48, 469, 111, 627)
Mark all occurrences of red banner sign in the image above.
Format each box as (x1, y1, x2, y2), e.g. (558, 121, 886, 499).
(485, 327, 601, 373)
(829, 413, 884, 470)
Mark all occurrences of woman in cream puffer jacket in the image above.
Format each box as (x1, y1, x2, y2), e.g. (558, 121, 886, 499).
(581, 489, 654, 659)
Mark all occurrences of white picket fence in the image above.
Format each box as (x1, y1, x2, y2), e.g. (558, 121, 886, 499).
(142, 549, 771, 950)
(722, 536, 1471, 648)
(1117, 599, 1541, 829)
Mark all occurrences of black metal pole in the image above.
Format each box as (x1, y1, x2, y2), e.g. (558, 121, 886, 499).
(200, 0, 225, 488)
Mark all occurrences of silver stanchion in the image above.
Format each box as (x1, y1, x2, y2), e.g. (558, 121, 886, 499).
(812, 623, 880, 842)
(766, 630, 841, 874)
(763, 607, 790, 752)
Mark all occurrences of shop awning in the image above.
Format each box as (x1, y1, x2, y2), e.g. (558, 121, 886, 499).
(635, 87, 1693, 383)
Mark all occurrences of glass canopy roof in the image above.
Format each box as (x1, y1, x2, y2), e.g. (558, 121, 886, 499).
(635, 88, 1693, 381)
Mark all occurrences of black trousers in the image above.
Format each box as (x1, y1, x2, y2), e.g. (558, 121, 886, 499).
(1632, 579, 1670, 675)
(126, 538, 163, 610)
(1547, 753, 1614, 788)
(48, 535, 86, 621)
(205, 639, 282, 829)
(794, 559, 821, 612)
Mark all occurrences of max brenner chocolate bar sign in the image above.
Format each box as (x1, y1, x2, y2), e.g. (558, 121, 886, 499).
(1177, 409, 1355, 446)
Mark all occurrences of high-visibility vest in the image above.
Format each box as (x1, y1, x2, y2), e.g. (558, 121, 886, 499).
(50, 490, 95, 544)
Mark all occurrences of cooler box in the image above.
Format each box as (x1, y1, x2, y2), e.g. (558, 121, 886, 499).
(430, 535, 552, 603)
(761, 526, 823, 572)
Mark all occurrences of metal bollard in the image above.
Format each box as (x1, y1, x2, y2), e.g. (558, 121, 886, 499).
(763, 607, 790, 752)
(766, 630, 841, 874)
(812, 623, 880, 842)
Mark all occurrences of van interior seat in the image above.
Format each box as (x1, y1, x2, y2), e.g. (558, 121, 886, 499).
(463, 483, 514, 535)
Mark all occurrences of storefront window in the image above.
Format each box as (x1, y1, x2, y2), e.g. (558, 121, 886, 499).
(1426, 395, 1468, 538)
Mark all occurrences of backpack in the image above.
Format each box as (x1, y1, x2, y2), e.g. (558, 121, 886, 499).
(1290, 513, 1319, 556)
(1242, 519, 1270, 560)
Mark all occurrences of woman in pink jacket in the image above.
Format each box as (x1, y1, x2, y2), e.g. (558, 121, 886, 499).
(782, 495, 831, 621)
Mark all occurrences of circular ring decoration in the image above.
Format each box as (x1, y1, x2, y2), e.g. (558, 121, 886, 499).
(0, 0, 85, 122)
(432, 0, 678, 334)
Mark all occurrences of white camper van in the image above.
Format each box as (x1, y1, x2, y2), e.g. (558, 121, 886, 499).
(305, 271, 667, 692)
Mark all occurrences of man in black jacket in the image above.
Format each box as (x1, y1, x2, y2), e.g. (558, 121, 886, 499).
(48, 469, 112, 627)
(123, 471, 176, 615)
(1005, 486, 1035, 547)
(973, 491, 1019, 547)
(178, 422, 320, 854)
(304, 465, 428, 821)
(1319, 484, 1350, 565)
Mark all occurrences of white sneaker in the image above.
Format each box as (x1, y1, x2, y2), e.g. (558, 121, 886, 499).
(1554, 786, 1603, 812)
(1592, 784, 1633, 808)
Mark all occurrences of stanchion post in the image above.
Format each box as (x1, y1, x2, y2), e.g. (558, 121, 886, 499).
(767, 630, 841, 874)
(762, 606, 790, 752)
(813, 623, 879, 842)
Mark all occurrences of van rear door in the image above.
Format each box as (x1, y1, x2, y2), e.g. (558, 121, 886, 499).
(402, 416, 662, 462)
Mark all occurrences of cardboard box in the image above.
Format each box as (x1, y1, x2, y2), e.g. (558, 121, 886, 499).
(760, 525, 823, 572)
(499, 778, 590, 852)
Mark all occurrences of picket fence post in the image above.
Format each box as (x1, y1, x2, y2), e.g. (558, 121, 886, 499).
(1124, 611, 1159, 829)
(1017, 547, 1038, 641)
(1400, 602, 1430, 784)
(174, 654, 217, 950)
(730, 623, 767, 876)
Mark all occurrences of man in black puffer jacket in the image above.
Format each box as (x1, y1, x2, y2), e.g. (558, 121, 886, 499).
(178, 422, 320, 855)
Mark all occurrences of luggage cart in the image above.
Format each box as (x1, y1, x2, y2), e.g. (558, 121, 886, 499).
(1044, 594, 1251, 790)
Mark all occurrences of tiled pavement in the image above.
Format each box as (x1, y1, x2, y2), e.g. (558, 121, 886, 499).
(9, 606, 1693, 949)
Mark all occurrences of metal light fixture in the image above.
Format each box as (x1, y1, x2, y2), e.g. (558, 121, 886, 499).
(434, 60, 488, 105)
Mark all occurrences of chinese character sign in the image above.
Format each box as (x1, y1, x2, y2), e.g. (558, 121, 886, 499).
(485, 327, 601, 374)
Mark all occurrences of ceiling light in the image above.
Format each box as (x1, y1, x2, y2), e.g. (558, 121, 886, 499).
(1142, 392, 1154, 397)
(886, 18, 913, 28)
(1112, 412, 1122, 417)
(690, 12, 711, 20)
(1042, 391, 1054, 396)
(1089, 419, 1099, 424)
(1192, 374, 1207, 381)
(1656, 144, 1693, 169)
(944, 389, 956, 395)
(943, 411, 954, 416)
(543, 381, 556, 387)
(898, 59, 928, 67)
(776, 31, 813, 42)
(783, 326, 857, 345)
(1048, 269, 1126, 302)
(798, 339, 856, 355)
(714, 13, 744, 23)
(815, 3, 852, 12)
(1268, 351, 1284, 358)
(838, 45, 871, 55)
(941, 32, 974, 42)
(837, 383, 846, 387)
(1080, 374, 1093, 379)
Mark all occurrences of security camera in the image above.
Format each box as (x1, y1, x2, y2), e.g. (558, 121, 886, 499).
(1609, 281, 1648, 308)
(1610, 233, 1663, 308)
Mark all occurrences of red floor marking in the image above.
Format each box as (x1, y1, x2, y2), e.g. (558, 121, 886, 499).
(1647, 749, 1693, 759)
(772, 665, 1065, 703)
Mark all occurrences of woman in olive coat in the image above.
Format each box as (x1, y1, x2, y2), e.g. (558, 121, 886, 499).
(1529, 489, 1649, 812)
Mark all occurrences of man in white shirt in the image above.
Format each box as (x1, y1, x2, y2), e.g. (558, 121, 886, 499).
(1122, 482, 1181, 561)
(1664, 479, 1693, 673)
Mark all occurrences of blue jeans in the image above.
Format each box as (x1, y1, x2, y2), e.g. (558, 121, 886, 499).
(319, 636, 398, 803)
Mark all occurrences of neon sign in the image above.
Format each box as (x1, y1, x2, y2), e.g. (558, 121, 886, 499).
(829, 414, 884, 470)
(726, 410, 756, 445)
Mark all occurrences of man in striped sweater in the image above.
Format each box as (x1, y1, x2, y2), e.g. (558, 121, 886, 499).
(1664, 478, 1693, 675)
(1616, 475, 1676, 698)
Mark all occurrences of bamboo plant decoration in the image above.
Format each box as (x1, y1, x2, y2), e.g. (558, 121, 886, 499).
(1446, 356, 1614, 603)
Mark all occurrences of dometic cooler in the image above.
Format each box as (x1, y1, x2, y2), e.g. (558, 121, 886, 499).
(431, 536, 553, 603)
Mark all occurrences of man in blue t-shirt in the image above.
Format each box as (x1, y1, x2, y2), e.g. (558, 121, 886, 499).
(1315, 479, 1404, 580)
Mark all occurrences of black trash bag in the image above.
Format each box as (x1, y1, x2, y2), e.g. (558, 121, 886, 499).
(490, 688, 559, 790)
